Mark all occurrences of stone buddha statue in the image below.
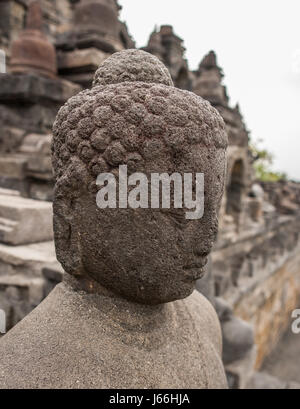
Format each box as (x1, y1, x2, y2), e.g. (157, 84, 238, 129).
(0, 50, 228, 389)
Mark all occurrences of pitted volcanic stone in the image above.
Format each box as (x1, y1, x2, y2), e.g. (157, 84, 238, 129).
(51, 49, 228, 305)
(53, 82, 227, 184)
(93, 49, 173, 87)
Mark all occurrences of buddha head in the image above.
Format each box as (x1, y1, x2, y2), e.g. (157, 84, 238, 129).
(52, 50, 227, 305)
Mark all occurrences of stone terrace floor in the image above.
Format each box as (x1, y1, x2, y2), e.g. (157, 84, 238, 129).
(262, 325, 300, 384)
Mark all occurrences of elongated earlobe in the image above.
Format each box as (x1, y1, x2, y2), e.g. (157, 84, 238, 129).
(53, 196, 85, 277)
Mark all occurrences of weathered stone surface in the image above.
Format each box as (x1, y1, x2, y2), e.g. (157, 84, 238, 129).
(20, 132, 51, 155)
(56, 0, 131, 54)
(0, 73, 81, 160)
(0, 275, 45, 331)
(246, 371, 300, 389)
(246, 197, 263, 223)
(0, 280, 227, 388)
(57, 47, 109, 73)
(193, 52, 249, 149)
(0, 240, 56, 267)
(93, 49, 173, 87)
(0, 153, 54, 201)
(0, 0, 299, 390)
(0, 155, 27, 179)
(143, 25, 192, 90)
(195, 256, 215, 306)
(27, 181, 54, 202)
(55, 0, 134, 87)
(0, 132, 54, 201)
(222, 314, 255, 365)
(52, 50, 227, 304)
(287, 381, 300, 389)
(0, 0, 72, 67)
(261, 180, 300, 215)
(0, 188, 20, 197)
(215, 297, 255, 365)
(0, 73, 81, 105)
(226, 346, 257, 389)
(0, 239, 57, 332)
(0, 193, 53, 245)
(0, 50, 228, 389)
(42, 263, 64, 297)
(261, 318, 300, 384)
(19, 133, 52, 177)
(73, 0, 123, 52)
(57, 48, 110, 88)
(10, 1, 57, 78)
(194, 51, 228, 107)
(0, 70, 80, 196)
(0, 126, 25, 153)
(229, 226, 300, 368)
(0, 0, 26, 65)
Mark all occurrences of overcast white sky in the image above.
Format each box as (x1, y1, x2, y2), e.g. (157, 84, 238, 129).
(119, 0, 300, 180)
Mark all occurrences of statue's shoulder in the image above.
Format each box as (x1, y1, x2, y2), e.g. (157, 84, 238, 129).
(0, 283, 107, 389)
(178, 290, 223, 356)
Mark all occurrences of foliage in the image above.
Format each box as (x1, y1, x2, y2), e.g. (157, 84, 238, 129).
(250, 138, 287, 182)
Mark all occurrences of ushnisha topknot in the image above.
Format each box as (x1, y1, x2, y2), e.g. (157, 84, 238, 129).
(92, 49, 174, 87)
(52, 50, 227, 191)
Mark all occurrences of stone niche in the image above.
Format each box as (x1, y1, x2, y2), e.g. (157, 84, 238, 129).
(217, 147, 254, 241)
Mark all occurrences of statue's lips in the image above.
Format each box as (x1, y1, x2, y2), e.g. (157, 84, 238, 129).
(183, 257, 208, 281)
(183, 257, 208, 270)
(182, 267, 205, 282)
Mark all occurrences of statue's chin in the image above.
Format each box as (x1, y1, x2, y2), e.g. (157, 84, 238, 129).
(117, 283, 196, 306)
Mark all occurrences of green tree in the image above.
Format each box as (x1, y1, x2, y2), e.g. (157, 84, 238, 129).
(250, 139, 287, 182)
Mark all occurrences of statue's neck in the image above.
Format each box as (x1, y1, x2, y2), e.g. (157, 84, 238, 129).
(63, 273, 176, 332)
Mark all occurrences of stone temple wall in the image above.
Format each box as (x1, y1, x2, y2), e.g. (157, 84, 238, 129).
(213, 214, 300, 368)
(233, 233, 300, 369)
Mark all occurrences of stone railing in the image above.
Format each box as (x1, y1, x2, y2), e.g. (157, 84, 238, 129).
(212, 212, 300, 368)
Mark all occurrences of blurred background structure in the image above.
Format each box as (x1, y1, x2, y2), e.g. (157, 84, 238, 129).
(0, 0, 300, 389)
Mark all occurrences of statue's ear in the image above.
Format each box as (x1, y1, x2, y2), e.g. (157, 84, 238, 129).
(52, 158, 91, 276)
(53, 190, 85, 277)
